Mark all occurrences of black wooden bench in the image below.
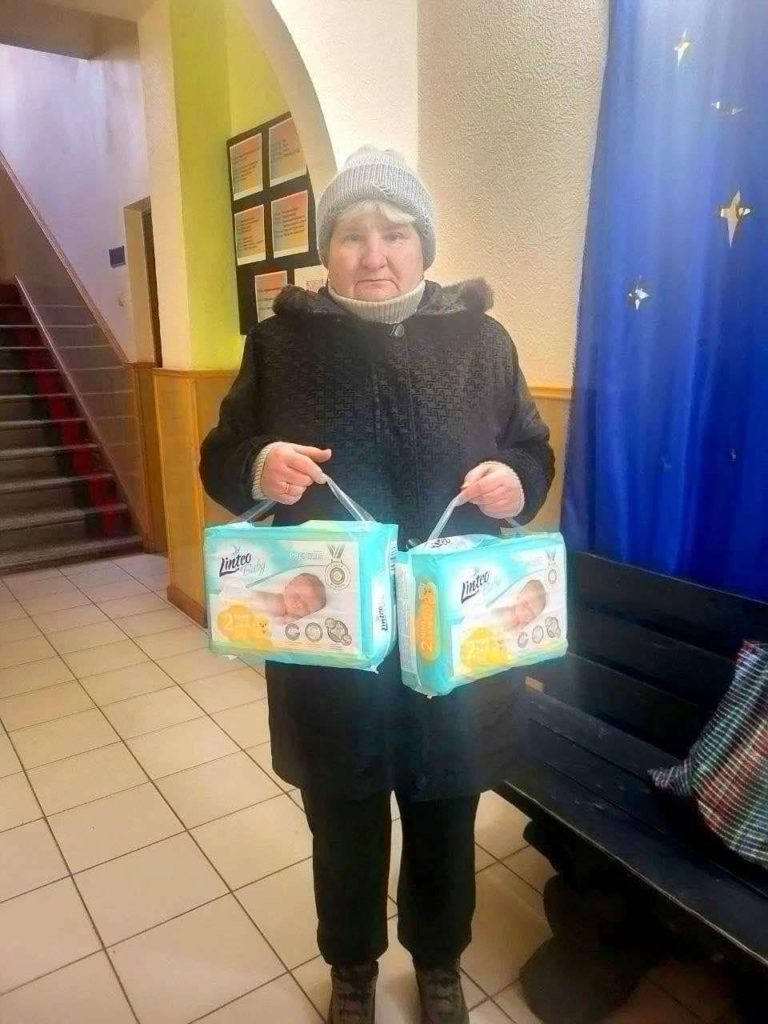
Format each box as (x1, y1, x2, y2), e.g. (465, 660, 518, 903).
(497, 552, 768, 1014)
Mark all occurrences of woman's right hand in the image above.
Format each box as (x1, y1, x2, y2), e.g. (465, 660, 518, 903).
(261, 443, 332, 504)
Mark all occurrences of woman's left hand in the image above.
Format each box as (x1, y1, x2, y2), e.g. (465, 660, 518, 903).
(461, 462, 525, 520)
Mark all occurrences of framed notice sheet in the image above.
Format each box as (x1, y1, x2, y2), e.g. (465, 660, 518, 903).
(255, 270, 289, 322)
(269, 116, 306, 186)
(229, 133, 263, 200)
(271, 191, 309, 258)
(228, 113, 319, 333)
(293, 264, 326, 293)
(234, 205, 266, 265)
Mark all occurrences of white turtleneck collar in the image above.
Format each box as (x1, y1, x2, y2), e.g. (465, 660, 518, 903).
(327, 280, 426, 324)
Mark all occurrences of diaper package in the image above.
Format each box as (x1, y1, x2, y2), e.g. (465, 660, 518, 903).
(396, 499, 567, 696)
(204, 481, 398, 672)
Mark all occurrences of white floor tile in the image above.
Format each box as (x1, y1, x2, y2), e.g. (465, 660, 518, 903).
(17, 590, 92, 615)
(183, 667, 267, 713)
(102, 685, 203, 739)
(0, 772, 42, 831)
(0, 617, 41, 642)
(0, 657, 74, 699)
(114, 553, 169, 579)
(62, 640, 148, 678)
(192, 794, 311, 888)
(236, 858, 318, 968)
(462, 865, 550, 996)
(602, 979, 701, 1023)
(0, 878, 100, 992)
(0, 681, 93, 732)
(156, 648, 244, 684)
(96, 592, 169, 619)
(198, 974, 321, 1023)
(475, 792, 529, 859)
(32, 604, 109, 635)
(504, 846, 556, 894)
(495, 982, 544, 1024)
(0, 636, 57, 671)
(49, 621, 127, 656)
(108, 895, 283, 1024)
(0, 732, 22, 778)
(79, 661, 176, 706)
(76, 832, 227, 945)
(117, 607, 193, 639)
(246, 741, 295, 792)
(11, 708, 118, 769)
(78, 579, 151, 603)
(0, 952, 136, 1024)
(0, 819, 68, 901)
(136, 625, 208, 659)
(649, 959, 732, 1023)
(28, 741, 148, 815)
(0, 600, 27, 623)
(157, 750, 281, 828)
(48, 782, 182, 872)
(470, 1000, 513, 1023)
(212, 699, 270, 748)
(127, 717, 238, 779)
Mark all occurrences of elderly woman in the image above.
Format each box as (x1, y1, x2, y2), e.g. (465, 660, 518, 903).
(200, 147, 554, 1024)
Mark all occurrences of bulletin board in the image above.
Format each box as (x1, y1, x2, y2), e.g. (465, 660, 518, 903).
(227, 112, 324, 333)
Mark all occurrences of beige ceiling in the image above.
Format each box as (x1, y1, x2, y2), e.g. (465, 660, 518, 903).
(42, 0, 153, 20)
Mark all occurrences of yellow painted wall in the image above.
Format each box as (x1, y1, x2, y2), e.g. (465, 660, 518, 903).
(142, 0, 288, 372)
(226, 3, 287, 138)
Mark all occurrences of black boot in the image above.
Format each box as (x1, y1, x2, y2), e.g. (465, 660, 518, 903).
(328, 962, 378, 1024)
(415, 962, 469, 1024)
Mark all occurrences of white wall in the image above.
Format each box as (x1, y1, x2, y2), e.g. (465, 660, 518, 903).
(419, 0, 608, 387)
(0, 19, 149, 358)
(270, 0, 418, 171)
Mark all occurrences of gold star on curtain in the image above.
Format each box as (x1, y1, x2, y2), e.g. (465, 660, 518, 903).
(674, 29, 692, 67)
(719, 191, 752, 246)
(627, 282, 650, 310)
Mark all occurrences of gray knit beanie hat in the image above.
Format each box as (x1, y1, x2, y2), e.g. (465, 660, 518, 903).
(316, 146, 436, 268)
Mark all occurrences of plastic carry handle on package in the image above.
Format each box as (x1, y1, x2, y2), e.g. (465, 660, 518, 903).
(396, 494, 568, 697)
(204, 478, 398, 671)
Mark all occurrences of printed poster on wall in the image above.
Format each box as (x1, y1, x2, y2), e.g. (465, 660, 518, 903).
(269, 117, 306, 186)
(229, 133, 263, 200)
(271, 191, 309, 259)
(255, 270, 288, 322)
(234, 205, 266, 265)
(294, 264, 326, 293)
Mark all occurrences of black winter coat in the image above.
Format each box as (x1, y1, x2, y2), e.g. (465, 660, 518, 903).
(200, 279, 555, 800)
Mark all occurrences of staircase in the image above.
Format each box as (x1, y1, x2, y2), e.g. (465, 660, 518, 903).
(0, 281, 142, 572)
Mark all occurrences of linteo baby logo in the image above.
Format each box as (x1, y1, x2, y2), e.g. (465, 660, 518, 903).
(219, 546, 252, 578)
(461, 569, 490, 604)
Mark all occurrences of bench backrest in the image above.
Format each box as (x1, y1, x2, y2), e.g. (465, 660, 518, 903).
(533, 552, 768, 756)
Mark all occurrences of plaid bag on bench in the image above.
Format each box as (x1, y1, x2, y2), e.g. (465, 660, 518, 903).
(651, 642, 768, 869)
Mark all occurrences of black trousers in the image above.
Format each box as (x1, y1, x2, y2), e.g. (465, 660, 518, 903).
(301, 788, 480, 968)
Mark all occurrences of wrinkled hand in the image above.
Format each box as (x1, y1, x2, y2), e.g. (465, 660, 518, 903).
(262, 443, 332, 504)
(461, 462, 524, 520)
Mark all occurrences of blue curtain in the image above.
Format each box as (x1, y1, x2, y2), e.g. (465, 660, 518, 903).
(564, 0, 768, 601)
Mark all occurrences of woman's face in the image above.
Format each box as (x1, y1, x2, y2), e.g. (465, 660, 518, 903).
(328, 210, 424, 301)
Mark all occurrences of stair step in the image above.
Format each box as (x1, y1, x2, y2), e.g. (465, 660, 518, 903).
(0, 394, 77, 420)
(0, 418, 89, 449)
(0, 306, 32, 325)
(0, 442, 97, 461)
(0, 471, 113, 495)
(0, 368, 63, 395)
(0, 284, 21, 304)
(0, 535, 142, 575)
(0, 503, 132, 553)
(0, 472, 116, 513)
(0, 502, 128, 532)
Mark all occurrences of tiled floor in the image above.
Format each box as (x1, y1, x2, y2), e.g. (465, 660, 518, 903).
(0, 556, 738, 1023)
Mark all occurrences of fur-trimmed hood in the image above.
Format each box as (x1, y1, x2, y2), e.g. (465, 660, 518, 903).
(272, 278, 494, 319)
